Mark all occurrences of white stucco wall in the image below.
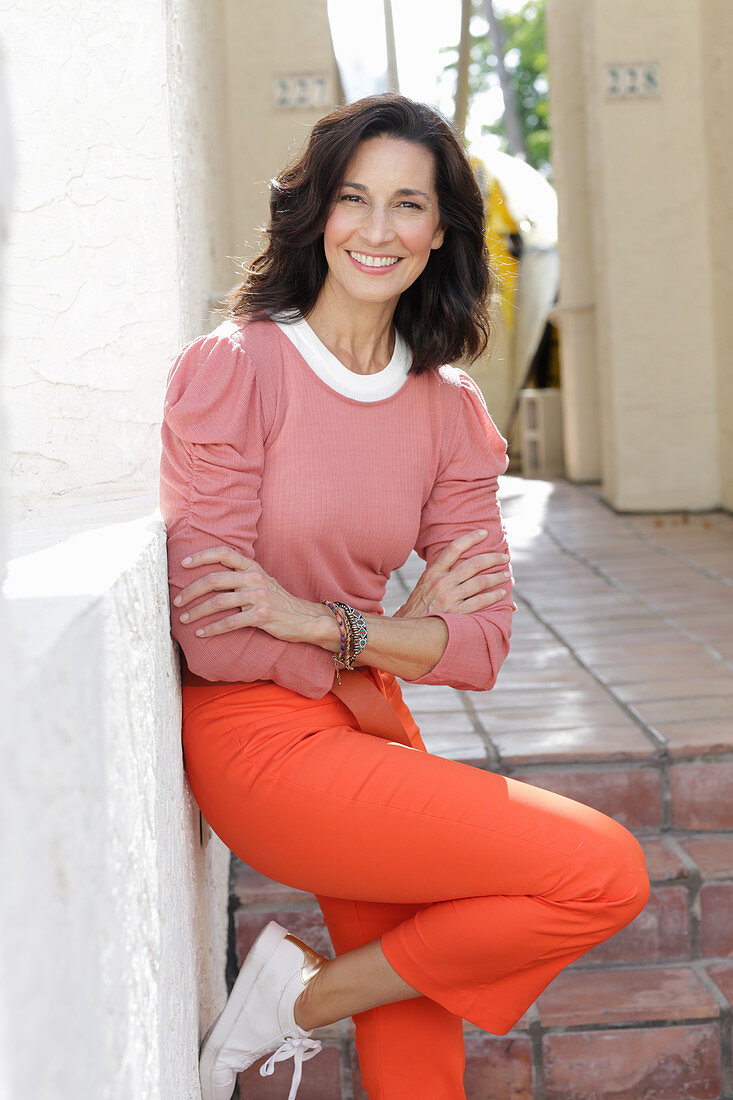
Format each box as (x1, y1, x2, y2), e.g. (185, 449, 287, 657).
(0, 3, 234, 1097)
(1, 0, 229, 523)
(0, 36, 21, 1100)
(0, 38, 12, 582)
(3, 515, 229, 1099)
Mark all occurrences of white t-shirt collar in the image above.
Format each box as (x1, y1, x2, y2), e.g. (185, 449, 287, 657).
(273, 314, 412, 402)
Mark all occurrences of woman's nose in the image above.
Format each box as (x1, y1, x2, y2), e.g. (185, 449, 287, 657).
(359, 206, 396, 245)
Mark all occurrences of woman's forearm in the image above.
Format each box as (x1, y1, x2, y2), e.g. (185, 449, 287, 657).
(310, 607, 449, 681)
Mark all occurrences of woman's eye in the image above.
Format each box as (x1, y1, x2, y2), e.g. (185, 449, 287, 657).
(338, 195, 422, 210)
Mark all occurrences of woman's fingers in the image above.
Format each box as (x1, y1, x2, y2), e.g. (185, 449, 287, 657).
(177, 588, 250, 624)
(434, 557, 514, 614)
(174, 562, 259, 608)
(192, 608, 250, 636)
(458, 587, 511, 613)
(181, 544, 249, 568)
(432, 530, 509, 575)
(454, 569, 512, 598)
(179, 545, 253, 576)
(172, 548, 279, 636)
(446, 552, 511, 586)
(174, 569, 234, 607)
(431, 529, 488, 572)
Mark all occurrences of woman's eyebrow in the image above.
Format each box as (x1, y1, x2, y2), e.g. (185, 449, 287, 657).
(341, 181, 432, 202)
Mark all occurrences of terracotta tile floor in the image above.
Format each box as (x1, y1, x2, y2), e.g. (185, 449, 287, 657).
(228, 477, 733, 1099)
(402, 478, 733, 786)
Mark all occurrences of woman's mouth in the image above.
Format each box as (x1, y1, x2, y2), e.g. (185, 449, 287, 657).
(347, 250, 403, 273)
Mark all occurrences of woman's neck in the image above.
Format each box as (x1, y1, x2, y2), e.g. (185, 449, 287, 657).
(304, 280, 399, 375)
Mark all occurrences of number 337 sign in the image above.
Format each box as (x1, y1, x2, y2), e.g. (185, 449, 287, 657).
(605, 63, 660, 98)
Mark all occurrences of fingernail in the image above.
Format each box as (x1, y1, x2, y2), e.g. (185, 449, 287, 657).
(498, 588, 506, 596)
(173, 596, 182, 605)
(182, 556, 192, 565)
(476, 529, 488, 537)
(195, 628, 205, 636)
(501, 554, 509, 561)
(180, 612, 189, 622)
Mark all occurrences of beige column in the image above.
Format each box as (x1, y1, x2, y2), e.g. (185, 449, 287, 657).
(222, 0, 342, 270)
(589, 0, 720, 510)
(547, 0, 728, 510)
(545, 0, 601, 483)
(700, 0, 733, 511)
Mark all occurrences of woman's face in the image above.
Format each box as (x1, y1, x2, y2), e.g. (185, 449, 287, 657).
(321, 135, 446, 308)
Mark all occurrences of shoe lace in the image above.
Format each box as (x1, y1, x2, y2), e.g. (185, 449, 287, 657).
(259, 1036, 323, 1100)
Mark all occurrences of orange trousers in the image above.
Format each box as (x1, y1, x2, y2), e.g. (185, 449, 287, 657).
(181, 665, 649, 1100)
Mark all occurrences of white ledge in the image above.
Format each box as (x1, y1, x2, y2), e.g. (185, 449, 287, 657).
(2, 500, 228, 1098)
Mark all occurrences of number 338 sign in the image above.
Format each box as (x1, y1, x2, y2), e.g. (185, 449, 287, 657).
(605, 63, 660, 98)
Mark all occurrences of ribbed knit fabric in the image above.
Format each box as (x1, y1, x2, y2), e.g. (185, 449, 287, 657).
(159, 316, 514, 699)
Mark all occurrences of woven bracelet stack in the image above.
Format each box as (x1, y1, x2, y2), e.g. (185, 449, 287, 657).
(322, 600, 369, 684)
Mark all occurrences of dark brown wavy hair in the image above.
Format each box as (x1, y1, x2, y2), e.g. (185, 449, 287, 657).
(225, 93, 491, 374)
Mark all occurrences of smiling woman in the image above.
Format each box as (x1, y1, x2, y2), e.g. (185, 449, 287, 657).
(159, 92, 649, 1100)
(226, 94, 490, 374)
(316, 138, 445, 323)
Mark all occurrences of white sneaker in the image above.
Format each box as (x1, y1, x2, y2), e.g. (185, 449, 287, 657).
(199, 921, 327, 1100)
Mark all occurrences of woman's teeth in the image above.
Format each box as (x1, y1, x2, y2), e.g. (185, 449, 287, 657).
(349, 252, 400, 268)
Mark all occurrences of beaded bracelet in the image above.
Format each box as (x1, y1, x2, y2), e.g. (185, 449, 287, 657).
(322, 599, 369, 681)
(333, 602, 368, 669)
(322, 599, 352, 684)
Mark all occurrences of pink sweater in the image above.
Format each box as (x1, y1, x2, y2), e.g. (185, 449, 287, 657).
(159, 316, 514, 699)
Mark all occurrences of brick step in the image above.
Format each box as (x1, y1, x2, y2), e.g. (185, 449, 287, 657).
(415, 744, 733, 834)
(576, 832, 733, 966)
(463, 958, 733, 1100)
(401, 682, 733, 833)
(231, 950, 733, 1099)
(231, 832, 733, 970)
(229, 833, 733, 1099)
(420, 739, 733, 835)
(505, 760, 733, 833)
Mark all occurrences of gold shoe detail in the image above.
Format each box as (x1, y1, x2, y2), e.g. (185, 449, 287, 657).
(284, 933, 327, 986)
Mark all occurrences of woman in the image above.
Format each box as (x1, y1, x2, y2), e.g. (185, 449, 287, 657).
(159, 94, 649, 1100)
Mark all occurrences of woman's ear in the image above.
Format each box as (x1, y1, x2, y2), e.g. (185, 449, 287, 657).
(431, 224, 446, 250)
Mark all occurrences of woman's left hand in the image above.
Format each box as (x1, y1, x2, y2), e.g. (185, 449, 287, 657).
(173, 545, 324, 643)
(393, 530, 514, 619)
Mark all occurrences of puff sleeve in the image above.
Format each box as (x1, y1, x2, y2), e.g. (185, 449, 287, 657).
(406, 369, 515, 691)
(158, 330, 337, 698)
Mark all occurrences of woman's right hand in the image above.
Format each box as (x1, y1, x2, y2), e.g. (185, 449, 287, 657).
(393, 529, 513, 619)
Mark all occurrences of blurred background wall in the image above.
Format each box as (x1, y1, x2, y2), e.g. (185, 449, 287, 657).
(221, 0, 343, 274)
(547, 0, 733, 511)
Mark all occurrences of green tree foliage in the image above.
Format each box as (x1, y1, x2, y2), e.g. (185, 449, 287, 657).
(447, 0, 551, 178)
